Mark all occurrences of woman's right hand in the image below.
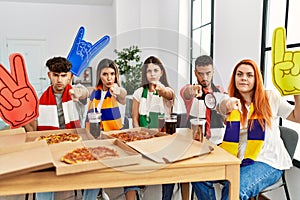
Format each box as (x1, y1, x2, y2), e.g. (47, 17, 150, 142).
(225, 97, 242, 114)
(151, 81, 165, 92)
(110, 83, 120, 97)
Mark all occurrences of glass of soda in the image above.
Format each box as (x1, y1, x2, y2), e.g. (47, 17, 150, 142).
(190, 118, 206, 142)
(88, 112, 101, 139)
(165, 114, 177, 134)
(158, 113, 165, 132)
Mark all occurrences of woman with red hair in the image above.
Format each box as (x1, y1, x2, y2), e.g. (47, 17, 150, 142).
(192, 59, 300, 200)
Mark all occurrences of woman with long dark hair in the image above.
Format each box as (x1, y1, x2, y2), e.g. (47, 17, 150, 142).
(132, 56, 174, 128)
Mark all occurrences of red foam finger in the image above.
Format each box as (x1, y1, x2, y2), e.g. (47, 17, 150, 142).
(10, 53, 28, 87)
(0, 64, 18, 91)
(0, 95, 13, 110)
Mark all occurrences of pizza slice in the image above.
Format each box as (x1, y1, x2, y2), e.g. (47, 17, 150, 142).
(35, 132, 82, 145)
(110, 130, 154, 142)
(61, 146, 119, 164)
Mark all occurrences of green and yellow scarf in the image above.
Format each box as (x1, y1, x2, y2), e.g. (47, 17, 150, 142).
(219, 103, 265, 166)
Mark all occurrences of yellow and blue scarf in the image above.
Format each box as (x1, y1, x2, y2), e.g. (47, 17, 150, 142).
(87, 85, 122, 131)
(219, 103, 265, 166)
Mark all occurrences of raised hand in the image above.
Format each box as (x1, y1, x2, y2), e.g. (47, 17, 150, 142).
(226, 97, 242, 113)
(0, 53, 39, 128)
(67, 26, 110, 76)
(152, 81, 165, 91)
(69, 84, 89, 102)
(192, 83, 203, 99)
(110, 83, 120, 97)
(272, 27, 300, 96)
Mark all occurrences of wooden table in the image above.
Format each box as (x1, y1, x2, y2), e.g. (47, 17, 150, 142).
(0, 129, 240, 199)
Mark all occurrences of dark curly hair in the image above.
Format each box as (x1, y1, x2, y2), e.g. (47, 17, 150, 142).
(46, 57, 72, 73)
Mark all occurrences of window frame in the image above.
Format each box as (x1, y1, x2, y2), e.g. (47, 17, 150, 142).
(190, 0, 214, 84)
(261, 0, 300, 167)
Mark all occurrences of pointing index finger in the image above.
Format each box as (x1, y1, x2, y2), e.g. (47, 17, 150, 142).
(272, 27, 286, 64)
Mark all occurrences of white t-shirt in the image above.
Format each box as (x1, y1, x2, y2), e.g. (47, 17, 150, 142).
(132, 87, 173, 116)
(96, 90, 107, 111)
(190, 99, 206, 118)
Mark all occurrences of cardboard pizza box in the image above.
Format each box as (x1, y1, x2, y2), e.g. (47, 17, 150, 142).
(0, 127, 25, 135)
(50, 139, 142, 176)
(126, 132, 214, 163)
(102, 127, 167, 142)
(0, 140, 54, 178)
(26, 128, 94, 142)
(0, 126, 26, 147)
(0, 132, 26, 148)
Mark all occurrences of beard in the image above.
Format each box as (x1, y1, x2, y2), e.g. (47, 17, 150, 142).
(199, 80, 210, 88)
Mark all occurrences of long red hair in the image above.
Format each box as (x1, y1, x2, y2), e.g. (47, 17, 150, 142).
(227, 59, 272, 130)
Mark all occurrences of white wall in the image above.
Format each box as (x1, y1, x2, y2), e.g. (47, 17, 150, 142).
(0, 0, 188, 110)
(114, 0, 189, 113)
(0, 0, 189, 112)
(214, 0, 263, 89)
(0, 1, 115, 86)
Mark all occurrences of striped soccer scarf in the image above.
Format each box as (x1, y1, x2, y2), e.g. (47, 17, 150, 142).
(139, 87, 164, 128)
(87, 85, 122, 131)
(38, 84, 81, 130)
(219, 103, 265, 166)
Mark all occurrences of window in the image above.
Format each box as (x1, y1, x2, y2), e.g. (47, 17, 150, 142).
(261, 0, 300, 167)
(261, 0, 300, 90)
(190, 0, 214, 83)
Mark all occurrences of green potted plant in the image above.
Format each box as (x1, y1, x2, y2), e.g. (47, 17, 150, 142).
(114, 45, 142, 121)
(114, 45, 143, 95)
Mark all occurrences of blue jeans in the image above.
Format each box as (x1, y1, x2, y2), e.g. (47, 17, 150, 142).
(192, 161, 283, 200)
(82, 189, 100, 200)
(162, 184, 175, 200)
(124, 186, 140, 194)
(36, 189, 100, 200)
(36, 192, 54, 200)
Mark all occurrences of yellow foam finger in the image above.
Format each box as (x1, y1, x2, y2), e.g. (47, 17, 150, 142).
(272, 27, 286, 64)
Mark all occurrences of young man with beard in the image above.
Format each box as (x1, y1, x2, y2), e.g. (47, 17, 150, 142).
(180, 55, 225, 138)
(162, 55, 226, 200)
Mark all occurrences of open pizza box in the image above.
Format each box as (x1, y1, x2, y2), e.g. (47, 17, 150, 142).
(0, 127, 26, 148)
(50, 139, 143, 176)
(126, 133, 214, 163)
(0, 127, 25, 135)
(26, 128, 94, 142)
(0, 140, 54, 178)
(101, 127, 167, 142)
